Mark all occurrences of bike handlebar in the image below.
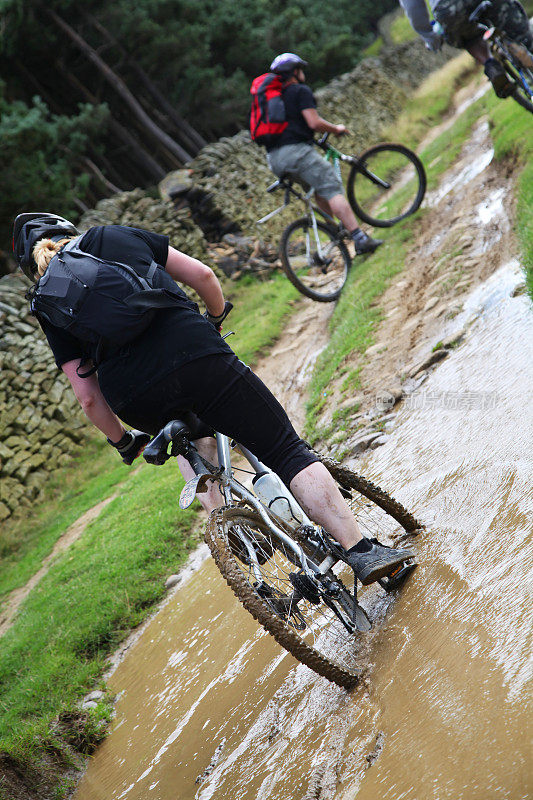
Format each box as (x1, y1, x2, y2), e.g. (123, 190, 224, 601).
(468, 0, 492, 23)
(143, 419, 191, 465)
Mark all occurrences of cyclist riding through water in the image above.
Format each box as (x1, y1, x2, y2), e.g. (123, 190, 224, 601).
(13, 213, 414, 586)
(263, 53, 384, 256)
(398, 0, 533, 96)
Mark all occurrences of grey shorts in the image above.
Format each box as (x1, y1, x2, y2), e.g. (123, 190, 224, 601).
(267, 142, 343, 201)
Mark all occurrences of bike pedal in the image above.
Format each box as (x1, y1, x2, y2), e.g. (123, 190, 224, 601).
(379, 559, 417, 592)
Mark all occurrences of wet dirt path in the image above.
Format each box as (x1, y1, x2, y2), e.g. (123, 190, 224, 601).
(75, 89, 532, 800)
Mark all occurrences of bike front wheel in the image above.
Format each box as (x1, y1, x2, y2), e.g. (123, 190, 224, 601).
(280, 217, 351, 302)
(205, 506, 360, 689)
(347, 143, 427, 228)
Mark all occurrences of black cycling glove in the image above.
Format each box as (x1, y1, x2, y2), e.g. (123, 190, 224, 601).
(203, 300, 233, 331)
(107, 430, 151, 465)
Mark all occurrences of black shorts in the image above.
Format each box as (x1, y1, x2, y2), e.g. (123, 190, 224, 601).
(117, 352, 318, 486)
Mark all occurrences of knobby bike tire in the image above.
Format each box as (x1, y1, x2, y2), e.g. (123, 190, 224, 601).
(347, 143, 427, 228)
(280, 217, 351, 302)
(315, 452, 424, 533)
(205, 506, 359, 690)
(204, 462, 423, 690)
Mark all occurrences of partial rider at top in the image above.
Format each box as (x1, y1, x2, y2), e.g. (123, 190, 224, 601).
(399, 0, 533, 96)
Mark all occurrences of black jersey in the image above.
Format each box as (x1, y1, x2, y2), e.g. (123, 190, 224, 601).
(41, 225, 232, 412)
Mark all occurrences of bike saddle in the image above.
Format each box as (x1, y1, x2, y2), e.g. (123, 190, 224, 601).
(266, 174, 293, 193)
(143, 419, 192, 465)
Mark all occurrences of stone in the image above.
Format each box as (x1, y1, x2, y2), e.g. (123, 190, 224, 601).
(338, 396, 361, 412)
(84, 690, 105, 703)
(441, 330, 466, 349)
(423, 296, 439, 312)
(407, 348, 449, 378)
(512, 283, 526, 297)
(165, 574, 182, 590)
(158, 169, 193, 201)
(348, 431, 383, 455)
(369, 434, 390, 448)
(365, 343, 386, 357)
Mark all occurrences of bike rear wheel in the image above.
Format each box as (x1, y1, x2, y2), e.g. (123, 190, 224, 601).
(280, 217, 350, 302)
(205, 462, 422, 689)
(347, 143, 426, 228)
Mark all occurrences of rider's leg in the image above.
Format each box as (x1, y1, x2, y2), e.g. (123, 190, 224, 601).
(315, 193, 357, 231)
(289, 461, 362, 549)
(177, 437, 224, 514)
(465, 38, 515, 97)
(465, 38, 491, 64)
(317, 192, 383, 254)
(290, 462, 413, 585)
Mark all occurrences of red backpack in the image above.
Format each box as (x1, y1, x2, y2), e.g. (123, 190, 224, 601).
(249, 73, 288, 147)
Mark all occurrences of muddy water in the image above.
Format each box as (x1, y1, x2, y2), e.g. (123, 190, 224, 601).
(76, 260, 532, 799)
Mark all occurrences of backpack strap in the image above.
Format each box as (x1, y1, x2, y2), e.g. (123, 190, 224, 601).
(76, 356, 98, 379)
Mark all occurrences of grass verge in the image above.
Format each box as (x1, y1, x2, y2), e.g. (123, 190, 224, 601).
(305, 58, 533, 442)
(0, 458, 198, 796)
(225, 271, 300, 364)
(483, 91, 533, 296)
(0, 439, 123, 602)
(305, 220, 413, 444)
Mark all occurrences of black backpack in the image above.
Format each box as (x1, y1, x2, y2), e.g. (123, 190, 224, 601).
(29, 239, 197, 369)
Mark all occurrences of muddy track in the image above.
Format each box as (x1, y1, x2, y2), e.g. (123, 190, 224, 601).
(72, 73, 533, 800)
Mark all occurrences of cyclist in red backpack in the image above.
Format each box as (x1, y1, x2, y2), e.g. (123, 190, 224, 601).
(259, 53, 383, 255)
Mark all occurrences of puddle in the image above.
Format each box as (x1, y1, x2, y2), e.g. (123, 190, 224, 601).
(454, 81, 491, 117)
(476, 187, 506, 225)
(425, 121, 494, 208)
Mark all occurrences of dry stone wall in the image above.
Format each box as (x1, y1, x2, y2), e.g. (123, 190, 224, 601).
(0, 274, 90, 521)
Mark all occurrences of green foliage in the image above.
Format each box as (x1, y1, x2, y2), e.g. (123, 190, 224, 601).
(363, 36, 384, 57)
(389, 12, 418, 43)
(0, 437, 124, 600)
(1, 0, 398, 138)
(0, 81, 108, 251)
(226, 272, 300, 365)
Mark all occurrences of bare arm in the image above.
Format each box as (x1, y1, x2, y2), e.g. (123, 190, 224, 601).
(62, 359, 125, 443)
(165, 246, 225, 316)
(301, 108, 348, 136)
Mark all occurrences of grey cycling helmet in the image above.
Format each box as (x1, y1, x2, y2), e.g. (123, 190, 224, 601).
(270, 52, 308, 75)
(13, 212, 79, 281)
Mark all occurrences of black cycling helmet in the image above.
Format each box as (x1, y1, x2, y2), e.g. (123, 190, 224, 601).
(13, 212, 79, 280)
(270, 52, 308, 76)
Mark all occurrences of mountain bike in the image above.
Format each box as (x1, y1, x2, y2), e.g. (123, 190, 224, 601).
(468, 0, 533, 113)
(257, 134, 426, 302)
(143, 418, 422, 689)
